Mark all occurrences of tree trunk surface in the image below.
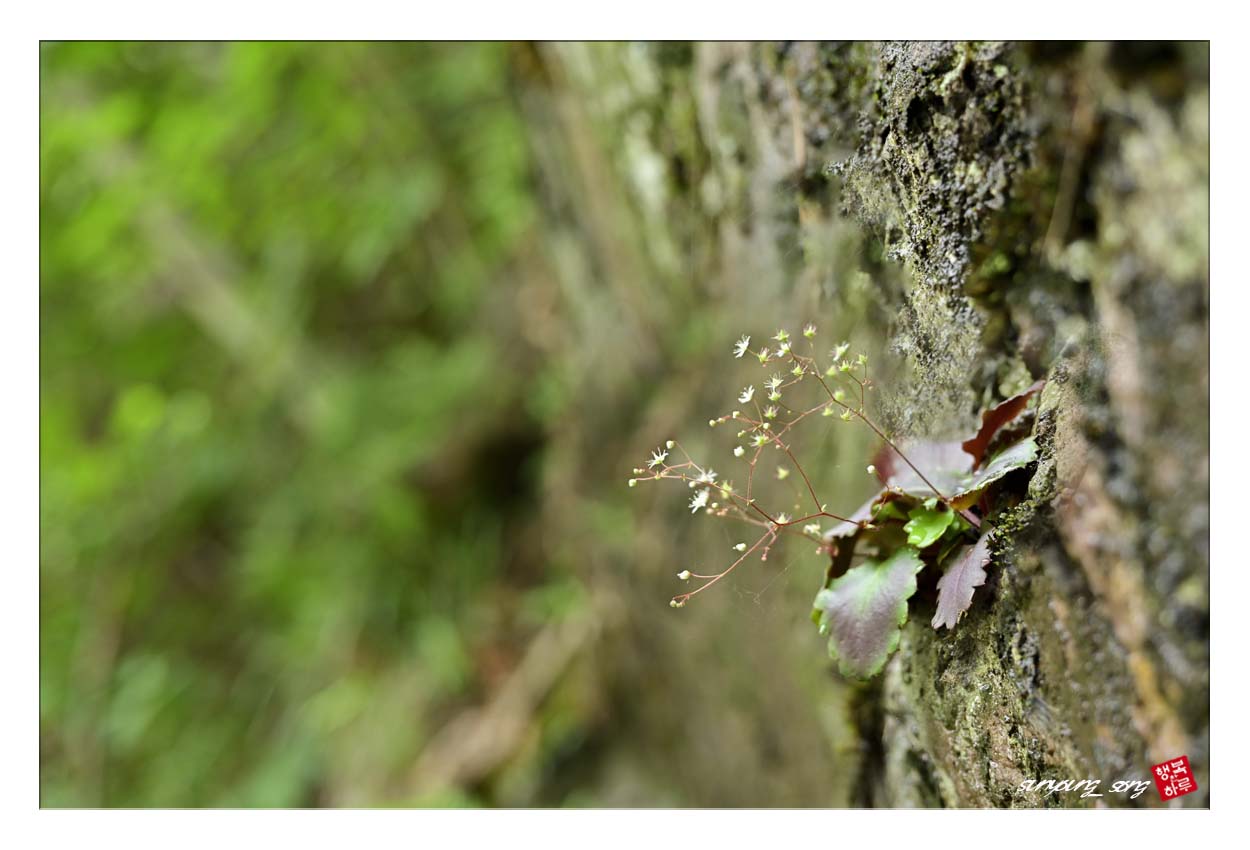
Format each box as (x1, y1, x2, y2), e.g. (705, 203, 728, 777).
(531, 41, 1208, 807)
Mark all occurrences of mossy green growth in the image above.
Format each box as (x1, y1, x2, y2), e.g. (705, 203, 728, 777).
(828, 42, 1032, 441)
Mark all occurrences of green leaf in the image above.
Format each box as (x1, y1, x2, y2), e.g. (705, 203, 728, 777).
(871, 500, 908, 522)
(903, 504, 955, 548)
(813, 546, 925, 679)
(932, 533, 993, 630)
(954, 438, 1039, 498)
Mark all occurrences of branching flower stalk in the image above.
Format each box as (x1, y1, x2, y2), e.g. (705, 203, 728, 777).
(630, 326, 981, 609)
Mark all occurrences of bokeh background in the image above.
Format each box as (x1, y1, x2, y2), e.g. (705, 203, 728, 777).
(41, 42, 889, 807)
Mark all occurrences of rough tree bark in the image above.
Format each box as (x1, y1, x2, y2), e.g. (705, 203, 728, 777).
(768, 40, 1208, 808)
(530, 41, 1207, 807)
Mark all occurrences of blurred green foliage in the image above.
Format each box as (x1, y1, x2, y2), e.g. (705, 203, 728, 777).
(40, 41, 550, 806)
(41, 41, 880, 808)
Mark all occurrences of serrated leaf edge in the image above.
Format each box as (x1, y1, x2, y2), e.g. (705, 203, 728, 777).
(931, 535, 993, 631)
(816, 547, 925, 680)
(903, 506, 956, 549)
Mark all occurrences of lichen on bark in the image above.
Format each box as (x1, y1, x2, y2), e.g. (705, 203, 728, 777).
(768, 40, 1208, 807)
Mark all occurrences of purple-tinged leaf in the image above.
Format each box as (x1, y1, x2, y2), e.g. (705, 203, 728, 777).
(870, 436, 1039, 509)
(961, 380, 1045, 470)
(872, 440, 970, 499)
(813, 546, 924, 679)
(931, 533, 993, 630)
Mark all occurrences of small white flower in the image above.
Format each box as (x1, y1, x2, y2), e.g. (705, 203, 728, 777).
(738, 385, 755, 404)
(733, 335, 751, 358)
(733, 446, 745, 458)
(696, 468, 718, 484)
(751, 433, 769, 447)
(832, 342, 850, 361)
(866, 464, 877, 476)
(628, 478, 637, 487)
(678, 570, 692, 581)
(734, 542, 747, 552)
(775, 512, 790, 525)
(777, 340, 791, 354)
(648, 448, 669, 468)
(803, 323, 816, 339)
(765, 374, 784, 393)
(776, 466, 790, 480)
(757, 348, 770, 364)
(803, 523, 821, 535)
(773, 329, 789, 343)
(790, 364, 804, 377)
(666, 440, 675, 449)
(763, 405, 777, 420)
(689, 489, 710, 513)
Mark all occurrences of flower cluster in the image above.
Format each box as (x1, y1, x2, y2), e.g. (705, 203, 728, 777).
(629, 326, 882, 609)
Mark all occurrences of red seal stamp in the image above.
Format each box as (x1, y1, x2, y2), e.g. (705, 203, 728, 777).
(1151, 755, 1198, 801)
